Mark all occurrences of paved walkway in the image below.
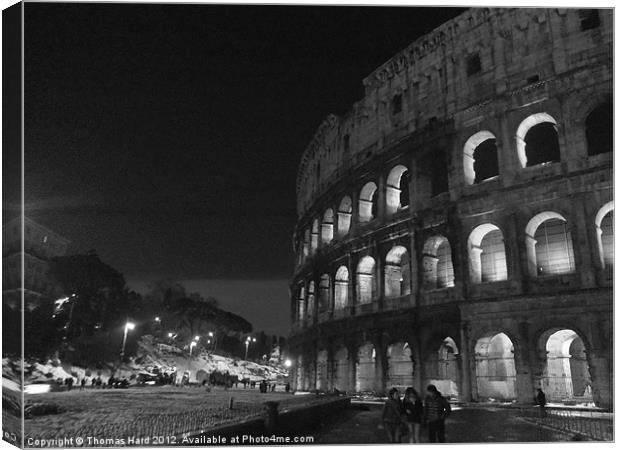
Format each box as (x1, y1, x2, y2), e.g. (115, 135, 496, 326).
(314, 404, 568, 444)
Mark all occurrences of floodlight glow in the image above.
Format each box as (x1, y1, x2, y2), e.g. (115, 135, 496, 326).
(125, 322, 135, 331)
(155, 317, 161, 322)
(284, 359, 292, 368)
(194, 335, 200, 341)
(190, 341, 197, 348)
(208, 332, 214, 337)
(24, 384, 51, 394)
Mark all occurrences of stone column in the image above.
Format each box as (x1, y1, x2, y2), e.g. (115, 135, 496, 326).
(347, 340, 358, 393)
(373, 332, 388, 395)
(588, 314, 613, 409)
(410, 333, 425, 393)
(505, 213, 524, 293)
(377, 174, 387, 221)
(514, 322, 535, 404)
(350, 190, 360, 235)
(408, 224, 419, 307)
(573, 199, 597, 288)
(459, 323, 472, 402)
(347, 253, 356, 313)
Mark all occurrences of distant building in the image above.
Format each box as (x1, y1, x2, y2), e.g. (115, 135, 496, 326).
(3, 216, 70, 310)
(290, 8, 612, 409)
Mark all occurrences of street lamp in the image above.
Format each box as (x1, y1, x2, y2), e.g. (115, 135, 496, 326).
(189, 340, 197, 356)
(120, 321, 135, 361)
(284, 359, 292, 368)
(155, 317, 161, 323)
(244, 336, 256, 360)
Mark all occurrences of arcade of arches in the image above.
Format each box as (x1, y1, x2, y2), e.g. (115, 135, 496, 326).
(291, 320, 611, 409)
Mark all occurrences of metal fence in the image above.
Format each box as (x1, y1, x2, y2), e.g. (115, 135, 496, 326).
(519, 407, 613, 441)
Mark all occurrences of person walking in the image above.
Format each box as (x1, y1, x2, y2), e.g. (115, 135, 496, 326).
(403, 387, 424, 443)
(382, 388, 405, 443)
(423, 384, 451, 443)
(536, 388, 547, 418)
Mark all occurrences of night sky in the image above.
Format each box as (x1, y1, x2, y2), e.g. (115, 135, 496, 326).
(9, 3, 465, 335)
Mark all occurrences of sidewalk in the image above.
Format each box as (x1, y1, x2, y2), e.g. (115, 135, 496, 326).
(314, 404, 572, 444)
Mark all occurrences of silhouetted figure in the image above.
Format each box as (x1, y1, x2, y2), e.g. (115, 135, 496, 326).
(285, 383, 290, 393)
(80, 378, 86, 390)
(423, 385, 451, 443)
(382, 388, 404, 443)
(536, 388, 547, 418)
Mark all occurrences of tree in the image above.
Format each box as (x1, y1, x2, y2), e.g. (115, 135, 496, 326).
(48, 253, 128, 337)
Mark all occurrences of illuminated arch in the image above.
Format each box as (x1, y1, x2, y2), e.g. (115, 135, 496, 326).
(386, 165, 410, 214)
(321, 209, 334, 244)
(516, 113, 559, 168)
(463, 131, 498, 185)
(595, 201, 614, 268)
(468, 223, 508, 283)
(358, 182, 378, 223)
(525, 212, 575, 276)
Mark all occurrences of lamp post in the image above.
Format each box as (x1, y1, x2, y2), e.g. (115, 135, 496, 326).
(120, 321, 135, 362)
(244, 336, 256, 360)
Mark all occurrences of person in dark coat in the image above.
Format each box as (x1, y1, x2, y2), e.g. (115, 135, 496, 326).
(423, 384, 451, 443)
(403, 387, 423, 443)
(536, 388, 547, 417)
(382, 388, 404, 443)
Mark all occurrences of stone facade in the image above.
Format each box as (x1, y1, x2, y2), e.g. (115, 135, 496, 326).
(289, 8, 613, 409)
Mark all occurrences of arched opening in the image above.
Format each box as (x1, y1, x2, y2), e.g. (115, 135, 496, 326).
(355, 343, 375, 392)
(475, 332, 517, 401)
(386, 342, 413, 388)
(525, 212, 575, 277)
(468, 224, 508, 283)
(359, 182, 378, 223)
(384, 246, 411, 297)
(425, 337, 460, 399)
(303, 229, 310, 259)
(463, 131, 499, 185)
(516, 113, 560, 168)
(337, 196, 352, 237)
(306, 281, 316, 321)
(356, 256, 376, 304)
(316, 349, 329, 391)
(595, 202, 614, 269)
(318, 274, 331, 313)
(310, 219, 319, 252)
(333, 346, 350, 392)
(297, 285, 306, 322)
(321, 209, 334, 244)
(386, 165, 410, 214)
(422, 236, 455, 289)
(586, 102, 612, 156)
(542, 329, 593, 404)
(334, 266, 349, 310)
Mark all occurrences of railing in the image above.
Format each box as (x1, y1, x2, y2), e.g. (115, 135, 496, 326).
(518, 407, 613, 441)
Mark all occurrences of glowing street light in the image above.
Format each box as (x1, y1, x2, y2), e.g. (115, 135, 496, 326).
(244, 336, 256, 360)
(284, 359, 292, 368)
(194, 335, 200, 341)
(189, 340, 197, 356)
(154, 317, 161, 323)
(120, 321, 135, 361)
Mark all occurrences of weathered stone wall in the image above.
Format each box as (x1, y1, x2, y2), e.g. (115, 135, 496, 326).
(290, 7, 613, 410)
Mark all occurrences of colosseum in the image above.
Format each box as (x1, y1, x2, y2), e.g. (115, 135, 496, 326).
(288, 8, 613, 410)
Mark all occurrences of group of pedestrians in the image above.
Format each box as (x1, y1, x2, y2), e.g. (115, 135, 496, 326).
(382, 384, 451, 443)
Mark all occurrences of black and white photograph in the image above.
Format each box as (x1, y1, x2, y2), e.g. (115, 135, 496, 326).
(1, 1, 615, 447)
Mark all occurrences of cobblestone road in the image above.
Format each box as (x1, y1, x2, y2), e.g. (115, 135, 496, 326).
(314, 404, 569, 444)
